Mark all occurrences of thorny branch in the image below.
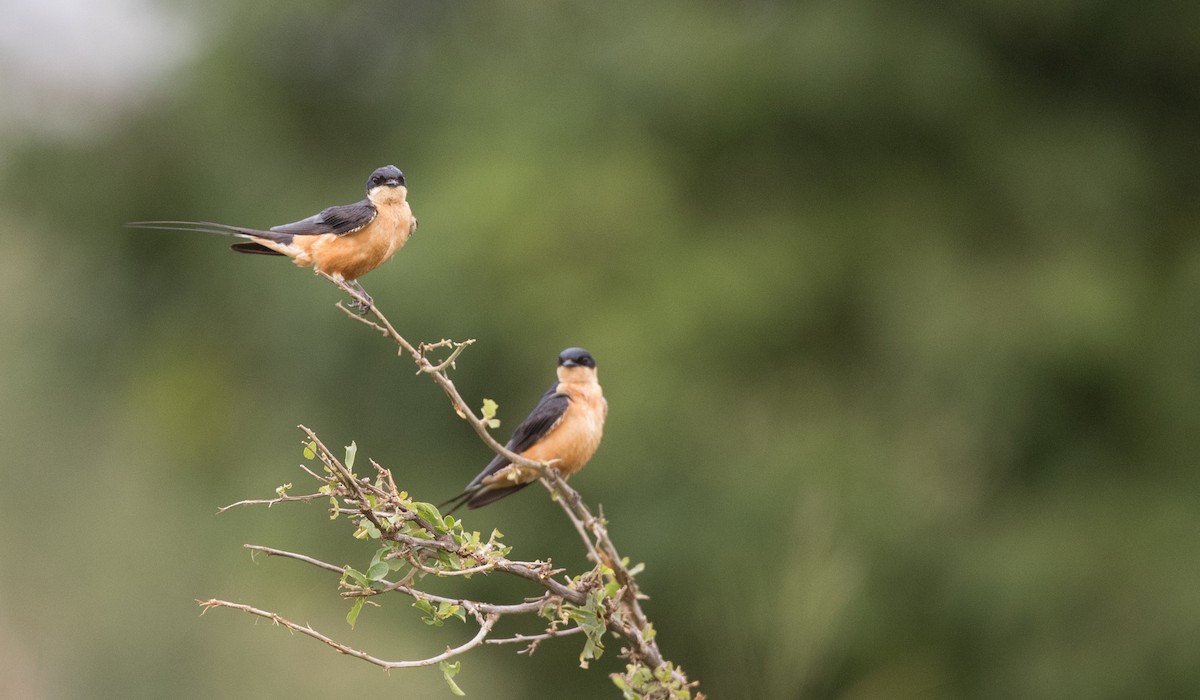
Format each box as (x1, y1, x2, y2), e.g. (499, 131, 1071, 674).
(203, 276, 701, 698)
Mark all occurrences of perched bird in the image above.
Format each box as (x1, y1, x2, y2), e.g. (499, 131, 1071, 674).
(127, 165, 417, 307)
(444, 347, 607, 512)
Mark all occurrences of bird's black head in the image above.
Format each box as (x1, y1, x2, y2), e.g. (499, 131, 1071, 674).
(367, 165, 406, 191)
(558, 347, 596, 369)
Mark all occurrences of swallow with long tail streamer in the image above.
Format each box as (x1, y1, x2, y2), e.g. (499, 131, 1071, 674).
(128, 165, 416, 309)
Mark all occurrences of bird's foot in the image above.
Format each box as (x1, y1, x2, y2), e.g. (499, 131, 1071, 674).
(346, 282, 373, 314)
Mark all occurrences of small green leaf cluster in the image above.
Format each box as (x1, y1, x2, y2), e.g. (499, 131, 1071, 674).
(335, 491, 510, 631)
(549, 565, 621, 668)
(611, 661, 695, 700)
(413, 596, 467, 627)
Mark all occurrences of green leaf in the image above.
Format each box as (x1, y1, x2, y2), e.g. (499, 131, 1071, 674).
(440, 660, 466, 696)
(436, 600, 464, 623)
(344, 441, 357, 471)
(343, 567, 370, 587)
(580, 636, 599, 668)
(302, 441, 316, 460)
(438, 550, 465, 571)
(275, 482, 292, 498)
(346, 597, 364, 628)
(361, 521, 382, 539)
(366, 560, 389, 582)
(480, 398, 498, 419)
(410, 501, 445, 529)
(480, 399, 501, 429)
(413, 597, 442, 626)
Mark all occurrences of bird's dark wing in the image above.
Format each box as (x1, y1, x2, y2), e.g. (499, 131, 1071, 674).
(269, 199, 378, 237)
(467, 384, 570, 489)
(439, 385, 571, 514)
(504, 385, 571, 454)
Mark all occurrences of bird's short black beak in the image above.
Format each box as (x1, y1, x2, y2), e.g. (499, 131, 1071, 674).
(561, 359, 579, 368)
(382, 178, 404, 188)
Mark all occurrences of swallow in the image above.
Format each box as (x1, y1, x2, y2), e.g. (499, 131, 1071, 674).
(127, 165, 416, 308)
(443, 347, 607, 513)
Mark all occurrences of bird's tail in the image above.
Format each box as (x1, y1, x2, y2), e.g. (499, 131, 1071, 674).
(439, 490, 474, 516)
(125, 220, 295, 255)
(439, 482, 532, 515)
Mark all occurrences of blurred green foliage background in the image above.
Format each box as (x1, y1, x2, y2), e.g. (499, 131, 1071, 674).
(2, 1, 1199, 698)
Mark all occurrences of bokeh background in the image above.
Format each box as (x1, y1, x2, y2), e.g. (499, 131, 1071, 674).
(2, 1, 1199, 698)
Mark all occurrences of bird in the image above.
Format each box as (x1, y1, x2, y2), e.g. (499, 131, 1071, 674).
(127, 165, 417, 308)
(443, 347, 607, 513)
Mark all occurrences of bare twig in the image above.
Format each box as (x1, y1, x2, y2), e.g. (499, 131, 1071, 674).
(198, 598, 498, 670)
(397, 556, 496, 578)
(487, 625, 586, 651)
(419, 338, 476, 374)
(542, 480, 603, 566)
(318, 275, 551, 477)
(218, 492, 327, 513)
(244, 545, 345, 575)
(540, 473, 662, 664)
(354, 586, 555, 617)
(241, 543, 559, 616)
